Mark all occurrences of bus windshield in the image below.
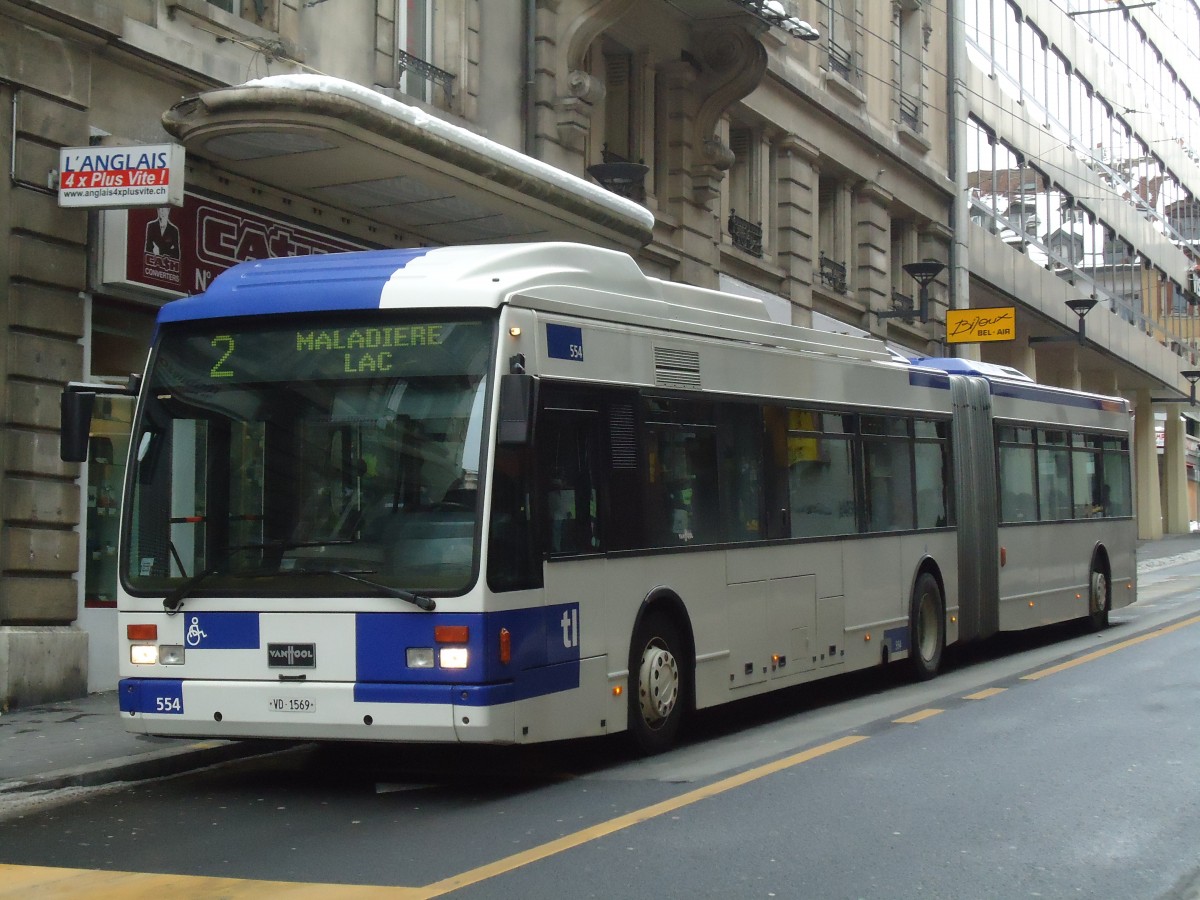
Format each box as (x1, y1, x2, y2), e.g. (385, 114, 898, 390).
(124, 314, 494, 599)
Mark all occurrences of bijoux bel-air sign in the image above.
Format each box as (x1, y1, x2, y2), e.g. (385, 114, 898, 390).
(58, 143, 185, 209)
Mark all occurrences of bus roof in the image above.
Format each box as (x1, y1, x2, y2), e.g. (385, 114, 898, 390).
(157, 243, 896, 362)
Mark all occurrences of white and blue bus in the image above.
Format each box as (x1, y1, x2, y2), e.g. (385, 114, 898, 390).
(62, 243, 1136, 753)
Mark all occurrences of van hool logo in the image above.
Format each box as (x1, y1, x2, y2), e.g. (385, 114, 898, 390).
(267, 643, 316, 668)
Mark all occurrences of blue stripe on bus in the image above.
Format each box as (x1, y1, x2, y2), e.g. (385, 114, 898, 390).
(908, 369, 950, 389)
(355, 604, 581, 700)
(989, 382, 1107, 409)
(909, 368, 1116, 411)
(182, 612, 260, 650)
(119, 678, 184, 714)
(158, 248, 433, 323)
(353, 660, 580, 706)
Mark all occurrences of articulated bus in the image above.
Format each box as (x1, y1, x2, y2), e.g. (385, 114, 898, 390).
(61, 243, 1136, 753)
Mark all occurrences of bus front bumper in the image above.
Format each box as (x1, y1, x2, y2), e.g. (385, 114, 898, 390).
(118, 677, 517, 744)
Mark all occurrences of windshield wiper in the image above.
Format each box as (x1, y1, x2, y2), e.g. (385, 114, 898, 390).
(162, 539, 314, 613)
(287, 568, 436, 611)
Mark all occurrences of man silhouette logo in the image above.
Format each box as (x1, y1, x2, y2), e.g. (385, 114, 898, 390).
(145, 207, 181, 259)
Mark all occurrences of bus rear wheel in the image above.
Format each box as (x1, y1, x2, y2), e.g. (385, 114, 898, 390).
(907, 572, 944, 681)
(627, 611, 686, 755)
(1086, 565, 1110, 632)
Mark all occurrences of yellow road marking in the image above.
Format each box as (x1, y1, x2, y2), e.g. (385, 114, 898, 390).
(1021, 614, 1200, 681)
(418, 733, 867, 897)
(964, 687, 1007, 700)
(0, 864, 427, 898)
(1, 735, 868, 898)
(893, 708, 943, 724)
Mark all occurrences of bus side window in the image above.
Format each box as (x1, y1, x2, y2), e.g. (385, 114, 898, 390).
(487, 445, 540, 591)
(644, 416, 718, 546)
(539, 406, 602, 555)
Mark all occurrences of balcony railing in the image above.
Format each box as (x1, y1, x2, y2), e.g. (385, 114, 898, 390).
(726, 1, 820, 39)
(899, 92, 921, 131)
(819, 253, 847, 293)
(828, 40, 853, 80)
(397, 50, 456, 101)
(728, 211, 763, 257)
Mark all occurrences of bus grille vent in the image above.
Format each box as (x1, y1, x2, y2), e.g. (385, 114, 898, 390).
(654, 347, 701, 389)
(609, 404, 637, 469)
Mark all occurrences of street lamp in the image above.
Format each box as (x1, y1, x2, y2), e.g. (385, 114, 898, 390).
(876, 259, 945, 325)
(1029, 297, 1097, 346)
(1185, 370, 1200, 406)
(1152, 369, 1200, 407)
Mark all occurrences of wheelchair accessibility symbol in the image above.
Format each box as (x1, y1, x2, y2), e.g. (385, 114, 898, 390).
(185, 616, 208, 647)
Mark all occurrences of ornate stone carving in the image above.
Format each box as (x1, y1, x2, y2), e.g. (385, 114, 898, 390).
(690, 25, 767, 205)
(553, 0, 636, 151)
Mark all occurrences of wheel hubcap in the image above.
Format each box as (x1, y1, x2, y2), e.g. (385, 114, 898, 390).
(1091, 571, 1107, 616)
(639, 642, 679, 727)
(917, 590, 938, 662)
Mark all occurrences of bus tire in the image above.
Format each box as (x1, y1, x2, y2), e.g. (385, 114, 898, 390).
(1086, 564, 1110, 632)
(907, 572, 944, 681)
(627, 611, 686, 755)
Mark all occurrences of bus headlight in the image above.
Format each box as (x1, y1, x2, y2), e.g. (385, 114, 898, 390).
(407, 647, 435, 668)
(439, 647, 469, 669)
(159, 645, 186, 665)
(130, 645, 158, 665)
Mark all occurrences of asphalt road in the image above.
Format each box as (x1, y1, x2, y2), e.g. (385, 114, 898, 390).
(2, 565, 1200, 899)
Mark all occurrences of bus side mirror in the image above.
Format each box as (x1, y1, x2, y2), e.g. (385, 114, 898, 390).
(497, 373, 537, 446)
(60, 389, 96, 463)
(60, 374, 142, 463)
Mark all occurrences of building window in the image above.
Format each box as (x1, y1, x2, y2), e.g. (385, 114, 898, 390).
(603, 46, 636, 163)
(818, 176, 850, 293)
(207, 0, 277, 30)
(897, 1, 924, 131)
(727, 126, 765, 257)
(397, 0, 434, 102)
(823, 0, 856, 82)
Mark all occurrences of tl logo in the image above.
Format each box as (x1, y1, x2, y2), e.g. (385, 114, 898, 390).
(560, 607, 580, 649)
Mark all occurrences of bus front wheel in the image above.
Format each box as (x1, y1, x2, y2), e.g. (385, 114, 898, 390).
(907, 572, 945, 681)
(627, 611, 686, 755)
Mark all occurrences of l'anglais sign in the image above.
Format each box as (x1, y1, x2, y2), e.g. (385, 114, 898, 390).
(58, 143, 185, 209)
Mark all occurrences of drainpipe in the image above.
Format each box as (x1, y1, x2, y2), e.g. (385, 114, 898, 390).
(524, 0, 537, 157)
(947, 0, 972, 359)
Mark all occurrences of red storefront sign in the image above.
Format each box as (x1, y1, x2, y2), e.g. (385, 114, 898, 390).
(103, 191, 370, 299)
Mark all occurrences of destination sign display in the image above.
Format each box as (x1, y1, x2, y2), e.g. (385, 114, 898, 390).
(153, 318, 490, 387)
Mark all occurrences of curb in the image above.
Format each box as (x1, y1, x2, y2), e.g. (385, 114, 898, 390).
(0, 739, 281, 795)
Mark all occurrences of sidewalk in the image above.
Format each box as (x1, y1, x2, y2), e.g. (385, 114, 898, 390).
(4, 532, 1200, 799)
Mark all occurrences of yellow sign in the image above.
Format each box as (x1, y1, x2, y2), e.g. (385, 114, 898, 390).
(946, 306, 1016, 344)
